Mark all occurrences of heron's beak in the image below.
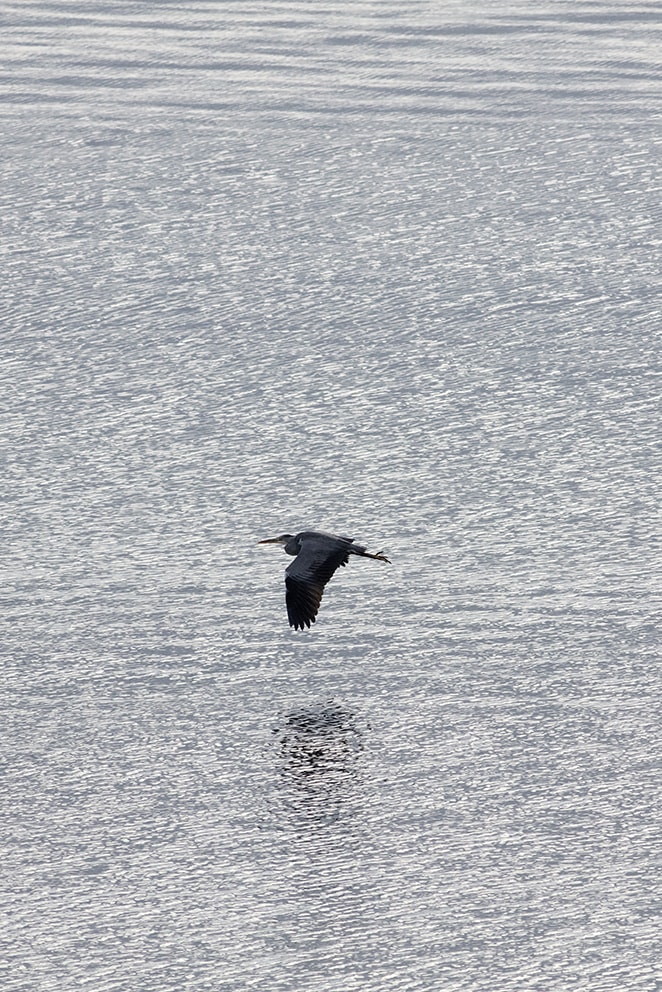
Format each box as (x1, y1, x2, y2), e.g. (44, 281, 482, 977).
(258, 537, 281, 544)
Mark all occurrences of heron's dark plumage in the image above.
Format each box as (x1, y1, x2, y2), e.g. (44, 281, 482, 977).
(259, 530, 390, 630)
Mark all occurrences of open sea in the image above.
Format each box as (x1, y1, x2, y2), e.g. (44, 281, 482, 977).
(1, 2, 660, 990)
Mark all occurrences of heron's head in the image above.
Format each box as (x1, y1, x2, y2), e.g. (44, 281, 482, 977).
(258, 534, 293, 546)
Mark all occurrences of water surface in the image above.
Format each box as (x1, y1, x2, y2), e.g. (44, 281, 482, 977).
(1, 2, 660, 990)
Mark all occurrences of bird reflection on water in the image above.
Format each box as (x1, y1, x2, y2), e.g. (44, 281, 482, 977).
(274, 701, 365, 825)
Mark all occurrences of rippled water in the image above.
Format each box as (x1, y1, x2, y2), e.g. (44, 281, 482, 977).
(2, 2, 661, 990)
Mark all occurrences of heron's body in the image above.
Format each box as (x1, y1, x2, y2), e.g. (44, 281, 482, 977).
(259, 530, 390, 630)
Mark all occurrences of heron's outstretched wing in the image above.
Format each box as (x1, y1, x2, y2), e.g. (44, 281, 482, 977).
(284, 535, 353, 630)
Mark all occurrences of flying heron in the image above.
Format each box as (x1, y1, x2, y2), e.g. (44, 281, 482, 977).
(259, 530, 391, 630)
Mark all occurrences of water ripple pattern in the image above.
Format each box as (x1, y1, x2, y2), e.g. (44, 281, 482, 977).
(1, 2, 660, 991)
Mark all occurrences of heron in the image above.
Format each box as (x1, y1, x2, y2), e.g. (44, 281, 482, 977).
(258, 530, 391, 630)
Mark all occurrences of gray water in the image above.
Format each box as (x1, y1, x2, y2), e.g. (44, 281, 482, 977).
(1, 2, 661, 990)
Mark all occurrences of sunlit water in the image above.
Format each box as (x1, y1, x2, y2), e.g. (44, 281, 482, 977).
(1, 2, 660, 990)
